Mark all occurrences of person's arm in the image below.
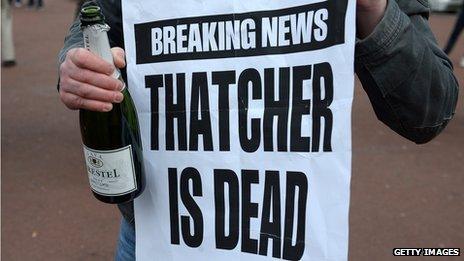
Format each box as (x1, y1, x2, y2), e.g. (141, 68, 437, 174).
(57, 0, 124, 112)
(57, 0, 135, 225)
(355, 0, 459, 144)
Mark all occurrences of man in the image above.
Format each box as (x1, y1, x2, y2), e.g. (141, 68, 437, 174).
(58, 0, 459, 260)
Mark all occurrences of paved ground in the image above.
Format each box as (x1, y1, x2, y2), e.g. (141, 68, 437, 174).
(2, 1, 463, 260)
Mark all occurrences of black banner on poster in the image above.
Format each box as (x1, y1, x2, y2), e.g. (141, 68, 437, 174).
(134, 1, 348, 63)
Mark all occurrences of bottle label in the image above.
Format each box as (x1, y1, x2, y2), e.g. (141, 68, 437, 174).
(83, 145, 137, 196)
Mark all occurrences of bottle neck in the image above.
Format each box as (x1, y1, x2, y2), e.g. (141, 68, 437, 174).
(83, 24, 112, 65)
(83, 23, 121, 80)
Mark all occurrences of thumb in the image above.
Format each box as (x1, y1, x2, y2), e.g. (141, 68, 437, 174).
(111, 47, 126, 69)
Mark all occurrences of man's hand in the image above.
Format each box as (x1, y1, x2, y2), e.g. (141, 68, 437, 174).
(356, 0, 388, 39)
(59, 47, 126, 112)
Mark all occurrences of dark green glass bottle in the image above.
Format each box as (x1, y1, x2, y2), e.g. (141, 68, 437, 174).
(79, 3, 145, 204)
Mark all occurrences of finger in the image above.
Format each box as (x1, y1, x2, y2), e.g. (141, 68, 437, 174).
(111, 47, 126, 69)
(60, 92, 114, 112)
(65, 78, 124, 103)
(68, 48, 115, 75)
(67, 61, 124, 91)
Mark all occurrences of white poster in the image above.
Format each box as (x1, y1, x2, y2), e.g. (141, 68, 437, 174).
(123, 0, 355, 260)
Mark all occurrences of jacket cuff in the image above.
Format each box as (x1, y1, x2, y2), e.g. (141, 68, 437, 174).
(58, 42, 84, 65)
(355, 0, 409, 64)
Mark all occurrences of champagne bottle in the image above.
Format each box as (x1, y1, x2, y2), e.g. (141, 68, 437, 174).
(79, 3, 145, 204)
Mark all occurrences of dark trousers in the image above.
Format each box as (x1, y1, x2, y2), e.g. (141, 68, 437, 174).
(27, 0, 42, 7)
(444, 6, 464, 54)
